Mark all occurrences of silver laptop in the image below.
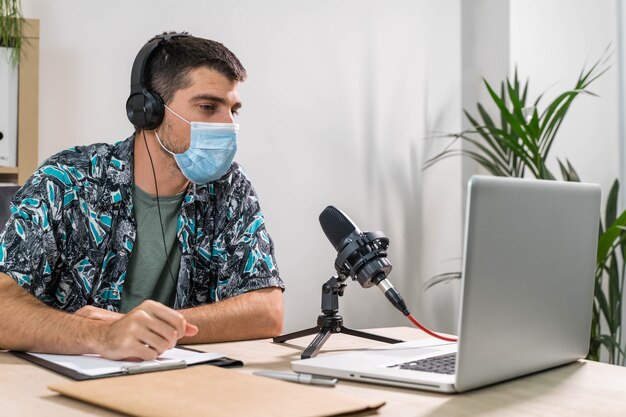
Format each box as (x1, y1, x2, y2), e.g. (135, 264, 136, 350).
(292, 175, 601, 393)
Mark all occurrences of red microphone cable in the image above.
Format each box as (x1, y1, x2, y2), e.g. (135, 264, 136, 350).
(406, 313, 457, 342)
(377, 279, 458, 342)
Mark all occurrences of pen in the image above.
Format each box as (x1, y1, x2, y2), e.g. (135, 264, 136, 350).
(122, 360, 187, 375)
(253, 370, 337, 387)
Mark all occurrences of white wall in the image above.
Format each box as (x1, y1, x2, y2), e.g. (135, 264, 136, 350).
(21, 0, 466, 333)
(510, 0, 618, 195)
(19, 0, 621, 340)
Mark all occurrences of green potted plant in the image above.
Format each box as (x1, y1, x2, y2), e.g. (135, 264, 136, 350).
(0, 0, 24, 67)
(425, 51, 626, 364)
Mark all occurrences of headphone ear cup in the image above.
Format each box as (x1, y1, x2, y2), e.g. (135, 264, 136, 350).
(125, 89, 164, 130)
(142, 90, 165, 130)
(126, 91, 146, 128)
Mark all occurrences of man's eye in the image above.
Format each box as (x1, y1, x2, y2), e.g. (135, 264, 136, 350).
(232, 108, 240, 116)
(200, 105, 215, 112)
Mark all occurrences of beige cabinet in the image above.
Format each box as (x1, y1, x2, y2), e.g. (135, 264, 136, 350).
(0, 18, 39, 185)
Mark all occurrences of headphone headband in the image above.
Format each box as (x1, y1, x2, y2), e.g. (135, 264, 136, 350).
(129, 33, 190, 94)
(126, 33, 191, 129)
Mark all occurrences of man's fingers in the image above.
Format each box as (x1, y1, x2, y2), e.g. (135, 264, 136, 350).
(142, 314, 179, 348)
(137, 300, 187, 337)
(127, 309, 178, 351)
(98, 301, 198, 361)
(100, 320, 162, 361)
(129, 344, 160, 361)
(134, 326, 171, 355)
(185, 322, 199, 337)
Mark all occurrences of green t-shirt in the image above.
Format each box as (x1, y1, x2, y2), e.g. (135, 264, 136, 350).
(120, 185, 185, 313)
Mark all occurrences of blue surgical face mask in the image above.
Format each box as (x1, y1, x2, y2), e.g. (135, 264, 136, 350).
(154, 105, 239, 184)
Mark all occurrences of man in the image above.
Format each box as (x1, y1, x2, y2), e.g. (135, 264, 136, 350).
(0, 32, 284, 360)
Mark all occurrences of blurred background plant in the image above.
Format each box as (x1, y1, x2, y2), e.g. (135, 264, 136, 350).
(0, 0, 24, 66)
(425, 50, 626, 364)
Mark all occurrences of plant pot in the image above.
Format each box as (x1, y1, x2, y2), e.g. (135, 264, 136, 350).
(0, 46, 18, 167)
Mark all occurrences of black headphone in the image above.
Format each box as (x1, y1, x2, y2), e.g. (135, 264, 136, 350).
(125, 33, 190, 130)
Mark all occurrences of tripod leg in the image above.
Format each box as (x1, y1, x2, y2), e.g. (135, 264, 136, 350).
(301, 328, 333, 359)
(273, 326, 320, 343)
(341, 326, 403, 344)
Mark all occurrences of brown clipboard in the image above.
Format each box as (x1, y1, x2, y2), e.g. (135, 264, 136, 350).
(49, 365, 386, 417)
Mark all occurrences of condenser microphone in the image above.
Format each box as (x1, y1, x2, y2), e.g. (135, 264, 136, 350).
(319, 206, 410, 316)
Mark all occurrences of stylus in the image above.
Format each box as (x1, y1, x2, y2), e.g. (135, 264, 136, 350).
(253, 370, 337, 387)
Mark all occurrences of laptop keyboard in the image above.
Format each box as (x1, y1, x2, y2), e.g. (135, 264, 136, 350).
(389, 353, 456, 375)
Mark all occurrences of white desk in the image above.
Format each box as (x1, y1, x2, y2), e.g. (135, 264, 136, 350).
(2, 326, 626, 416)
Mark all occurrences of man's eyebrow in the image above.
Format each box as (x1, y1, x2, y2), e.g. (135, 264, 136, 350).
(191, 94, 242, 108)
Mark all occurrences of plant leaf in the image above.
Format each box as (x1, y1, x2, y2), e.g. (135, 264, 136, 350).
(606, 180, 619, 227)
(464, 109, 509, 164)
(483, 78, 539, 158)
(595, 284, 612, 326)
(597, 205, 626, 264)
(608, 253, 620, 335)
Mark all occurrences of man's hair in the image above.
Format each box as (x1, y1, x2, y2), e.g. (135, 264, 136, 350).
(145, 32, 247, 104)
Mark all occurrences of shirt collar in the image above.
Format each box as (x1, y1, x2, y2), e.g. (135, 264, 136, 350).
(105, 134, 234, 207)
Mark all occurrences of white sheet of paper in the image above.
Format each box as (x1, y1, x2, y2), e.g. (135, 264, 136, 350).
(29, 348, 225, 376)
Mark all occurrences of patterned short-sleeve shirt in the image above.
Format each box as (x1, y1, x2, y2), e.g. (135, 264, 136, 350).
(0, 135, 283, 312)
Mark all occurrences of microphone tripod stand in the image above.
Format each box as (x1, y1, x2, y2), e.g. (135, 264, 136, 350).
(273, 274, 403, 359)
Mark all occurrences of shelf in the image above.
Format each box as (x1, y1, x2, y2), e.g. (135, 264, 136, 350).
(17, 19, 39, 185)
(0, 167, 19, 174)
(1, 19, 39, 186)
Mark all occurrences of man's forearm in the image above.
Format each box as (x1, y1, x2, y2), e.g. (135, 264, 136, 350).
(0, 273, 196, 359)
(0, 273, 103, 354)
(178, 287, 284, 344)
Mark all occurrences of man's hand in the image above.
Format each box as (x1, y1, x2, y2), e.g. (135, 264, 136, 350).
(93, 300, 198, 361)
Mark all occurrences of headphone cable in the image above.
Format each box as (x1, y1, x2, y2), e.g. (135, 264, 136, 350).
(142, 130, 178, 288)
